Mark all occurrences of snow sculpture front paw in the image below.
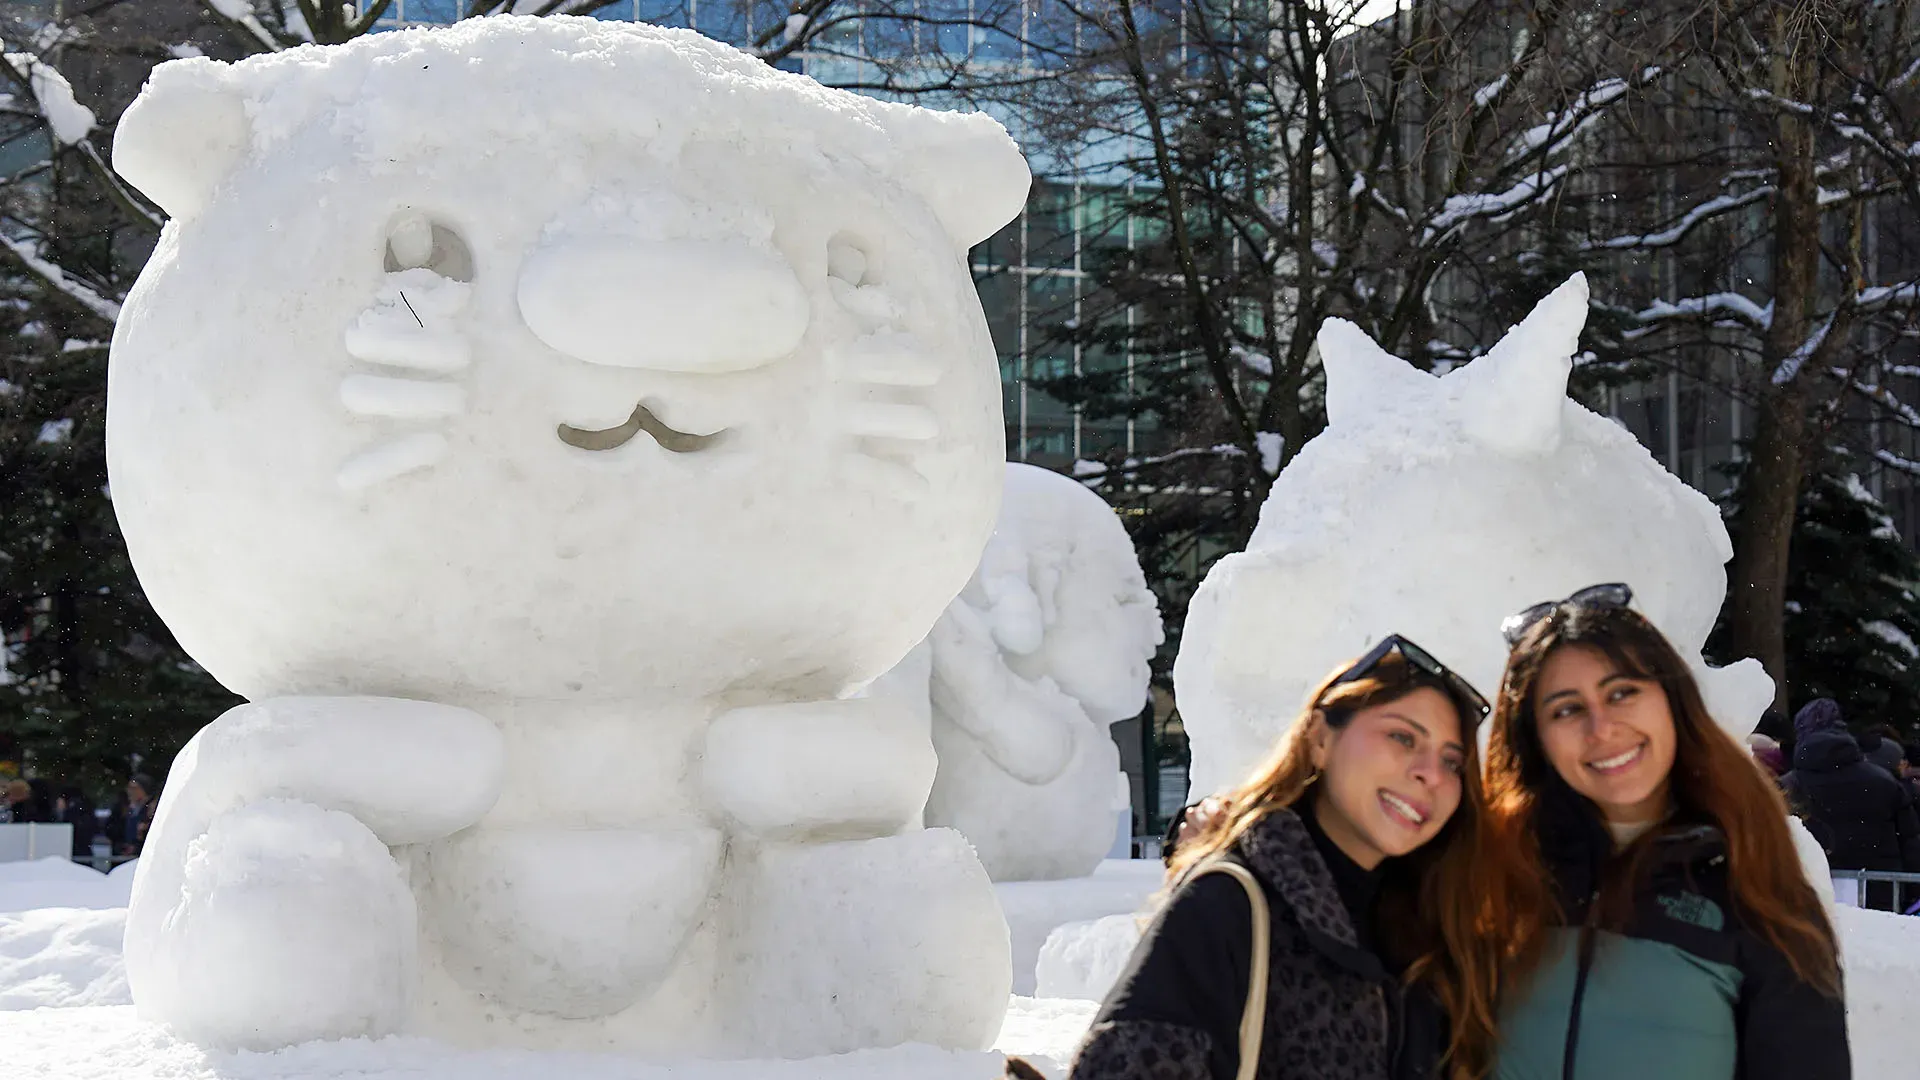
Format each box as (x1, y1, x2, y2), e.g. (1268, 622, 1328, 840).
(125, 697, 504, 1049)
(141, 799, 415, 1048)
(703, 696, 935, 839)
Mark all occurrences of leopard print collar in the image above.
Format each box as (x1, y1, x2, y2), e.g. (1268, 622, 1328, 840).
(1236, 807, 1363, 950)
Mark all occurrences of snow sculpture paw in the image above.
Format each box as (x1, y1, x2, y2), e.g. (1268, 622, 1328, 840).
(715, 829, 1011, 1056)
(139, 799, 416, 1049)
(704, 697, 936, 839)
(125, 697, 504, 1048)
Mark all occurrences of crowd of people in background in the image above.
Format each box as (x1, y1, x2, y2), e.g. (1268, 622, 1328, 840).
(1747, 702, 1920, 913)
(0, 773, 158, 864)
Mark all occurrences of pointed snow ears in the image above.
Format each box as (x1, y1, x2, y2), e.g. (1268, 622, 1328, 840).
(893, 110, 1031, 249)
(1452, 273, 1588, 455)
(114, 58, 250, 223)
(1316, 318, 1435, 428)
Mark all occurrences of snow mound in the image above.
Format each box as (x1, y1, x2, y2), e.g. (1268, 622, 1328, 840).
(1833, 905, 1920, 1079)
(1035, 914, 1144, 1001)
(0, 1006, 1006, 1080)
(910, 463, 1162, 881)
(0, 907, 129, 1009)
(994, 859, 1163, 995)
(0, 857, 131, 913)
(1176, 275, 1774, 795)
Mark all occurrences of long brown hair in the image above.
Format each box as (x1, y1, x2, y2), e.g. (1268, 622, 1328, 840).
(1483, 603, 1841, 998)
(1170, 651, 1503, 1080)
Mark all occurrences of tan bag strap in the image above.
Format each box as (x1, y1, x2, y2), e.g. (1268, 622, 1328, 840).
(1190, 860, 1270, 1080)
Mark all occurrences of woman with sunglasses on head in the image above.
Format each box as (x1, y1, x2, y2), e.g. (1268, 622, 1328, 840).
(1483, 585, 1847, 1080)
(1068, 637, 1503, 1080)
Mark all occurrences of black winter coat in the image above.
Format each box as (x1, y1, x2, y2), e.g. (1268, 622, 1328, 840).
(1783, 730, 1920, 873)
(1071, 808, 1445, 1080)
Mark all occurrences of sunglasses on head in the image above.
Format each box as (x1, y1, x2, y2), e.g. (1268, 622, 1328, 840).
(1499, 582, 1635, 647)
(1328, 633, 1491, 720)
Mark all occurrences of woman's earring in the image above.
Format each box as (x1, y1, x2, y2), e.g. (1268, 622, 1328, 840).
(1306, 766, 1322, 785)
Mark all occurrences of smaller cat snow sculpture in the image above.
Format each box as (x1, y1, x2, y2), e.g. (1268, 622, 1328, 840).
(912, 463, 1164, 881)
(1175, 275, 1774, 798)
(107, 17, 1029, 1059)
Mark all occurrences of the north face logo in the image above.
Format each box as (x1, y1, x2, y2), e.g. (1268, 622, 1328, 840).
(1658, 891, 1725, 931)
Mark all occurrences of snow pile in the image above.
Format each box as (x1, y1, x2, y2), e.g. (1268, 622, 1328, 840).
(0, 857, 132, 913)
(994, 859, 1163, 995)
(1035, 914, 1143, 1001)
(0, 907, 129, 1009)
(3, 47, 96, 145)
(1175, 275, 1774, 796)
(908, 463, 1161, 881)
(107, 16, 1028, 1056)
(1833, 905, 1920, 1079)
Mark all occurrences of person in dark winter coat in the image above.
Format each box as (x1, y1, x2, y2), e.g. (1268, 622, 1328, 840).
(1071, 637, 1500, 1080)
(1858, 726, 1907, 778)
(1485, 589, 1848, 1080)
(53, 786, 98, 860)
(104, 774, 157, 858)
(3, 779, 52, 823)
(1782, 699, 1920, 910)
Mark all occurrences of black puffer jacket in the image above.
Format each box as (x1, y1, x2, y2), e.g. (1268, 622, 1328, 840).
(1783, 729, 1920, 873)
(1070, 808, 1444, 1080)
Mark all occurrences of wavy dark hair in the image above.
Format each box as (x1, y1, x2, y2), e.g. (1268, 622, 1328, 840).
(1483, 603, 1841, 997)
(1171, 651, 1502, 1080)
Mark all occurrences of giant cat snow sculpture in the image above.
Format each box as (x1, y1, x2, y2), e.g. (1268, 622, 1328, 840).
(107, 17, 1029, 1056)
(919, 462, 1163, 881)
(1175, 275, 1775, 798)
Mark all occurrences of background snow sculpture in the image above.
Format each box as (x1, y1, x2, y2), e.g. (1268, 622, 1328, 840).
(106, 17, 1029, 1056)
(1175, 274, 1775, 798)
(913, 463, 1163, 881)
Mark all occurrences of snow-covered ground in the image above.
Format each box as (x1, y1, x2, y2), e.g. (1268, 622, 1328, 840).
(2, 856, 1911, 1077)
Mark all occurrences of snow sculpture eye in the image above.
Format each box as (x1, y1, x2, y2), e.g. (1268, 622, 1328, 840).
(383, 213, 474, 283)
(827, 233, 874, 287)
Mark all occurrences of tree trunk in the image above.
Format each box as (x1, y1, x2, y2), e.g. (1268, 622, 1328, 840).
(1725, 16, 1821, 707)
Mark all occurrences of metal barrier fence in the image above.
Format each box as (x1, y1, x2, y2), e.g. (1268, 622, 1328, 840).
(1831, 869, 1920, 912)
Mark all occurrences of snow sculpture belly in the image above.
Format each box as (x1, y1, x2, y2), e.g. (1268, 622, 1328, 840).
(1176, 276, 1776, 798)
(105, 17, 1028, 1055)
(904, 463, 1163, 881)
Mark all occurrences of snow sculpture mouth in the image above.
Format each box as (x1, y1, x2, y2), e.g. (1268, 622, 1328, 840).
(557, 401, 724, 453)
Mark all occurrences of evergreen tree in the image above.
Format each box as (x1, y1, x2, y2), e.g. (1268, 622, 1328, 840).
(1714, 451, 1920, 738)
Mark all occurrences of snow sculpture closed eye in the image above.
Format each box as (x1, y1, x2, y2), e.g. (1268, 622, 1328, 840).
(1175, 275, 1776, 798)
(903, 463, 1164, 881)
(105, 17, 1029, 1057)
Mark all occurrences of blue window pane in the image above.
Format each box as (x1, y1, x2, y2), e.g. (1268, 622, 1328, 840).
(636, 0, 692, 27)
(405, 0, 460, 23)
(921, 0, 971, 56)
(692, 0, 751, 45)
(589, 1, 640, 19)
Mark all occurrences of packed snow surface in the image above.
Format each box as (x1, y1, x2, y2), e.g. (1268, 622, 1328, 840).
(995, 859, 1163, 995)
(902, 463, 1162, 881)
(1175, 275, 1774, 796)
(106, 15, 1028, 1057)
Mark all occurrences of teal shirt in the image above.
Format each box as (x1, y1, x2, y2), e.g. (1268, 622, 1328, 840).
(1497, 927, 1743, 1080)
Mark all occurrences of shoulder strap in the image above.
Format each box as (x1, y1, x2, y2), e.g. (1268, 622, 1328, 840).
(1190, 859, 1270, 1080)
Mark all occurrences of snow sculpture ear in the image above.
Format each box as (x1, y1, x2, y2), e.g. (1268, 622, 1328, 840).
(113, 59, 250, 222)
(1316, 318, 1434, 428)
(1452, 274, 1587, 455)
(896, 113, 1032, 249)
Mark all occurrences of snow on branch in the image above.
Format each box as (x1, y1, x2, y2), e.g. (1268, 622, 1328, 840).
(1848, 378, 1920, 428)
(1634, 292, 1772, 333)
(1070, 444, 1248, 480)
(1857, 280, 1920, 311)
(1, 48, 93, 145)
(1425, 164, 1569, 241)
(1874, 447, 1920, 476)
(1585, 186, 1772, 251)
(0, 235, 121, 323)
(1509, 68, 1658, 165)
(1772, 312, 1835, 385)
(204, 0, 286, 52)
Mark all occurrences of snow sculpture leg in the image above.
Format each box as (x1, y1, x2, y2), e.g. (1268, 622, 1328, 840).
(704, 697, 1011, 1054)
(125, 698, 504, 1049)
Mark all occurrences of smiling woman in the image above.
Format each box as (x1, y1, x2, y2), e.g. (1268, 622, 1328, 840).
(1482, 591, 1847, 1080)
(1066, 641, 1502, 1080)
